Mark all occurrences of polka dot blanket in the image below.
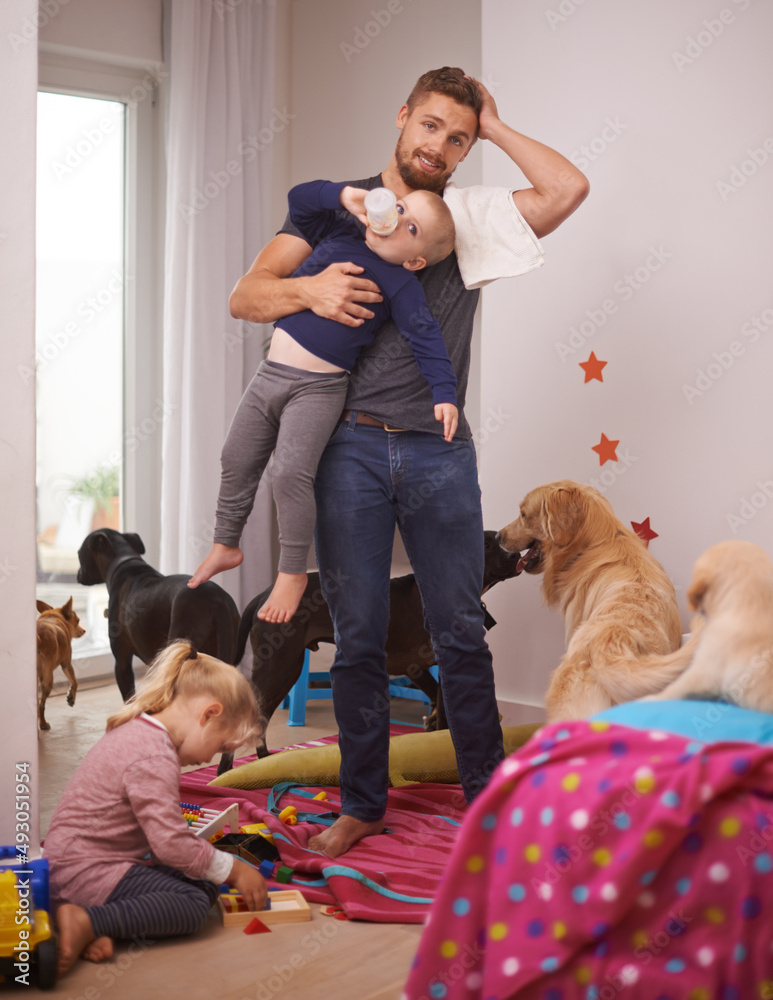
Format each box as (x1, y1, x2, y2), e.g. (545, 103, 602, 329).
(403, 718, 773, 1000)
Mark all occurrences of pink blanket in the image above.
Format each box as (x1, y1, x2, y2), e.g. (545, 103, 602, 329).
(179, 731, 466, 923)
(403, 718, 773, 998)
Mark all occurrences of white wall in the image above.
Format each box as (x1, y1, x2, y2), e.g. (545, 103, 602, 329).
(39, 0, 163, 66)
(479, 0, 773, 707)
(0, 0, 41, 850)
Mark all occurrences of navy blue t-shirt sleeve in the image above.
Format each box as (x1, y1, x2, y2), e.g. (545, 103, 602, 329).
(389, 278, 457, 406)
(287, 180, 350, 248)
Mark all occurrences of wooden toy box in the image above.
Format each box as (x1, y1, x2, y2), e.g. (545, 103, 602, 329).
(218, 889, 311, 927)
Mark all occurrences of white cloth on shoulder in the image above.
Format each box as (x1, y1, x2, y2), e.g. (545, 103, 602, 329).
(443, 182, 545, 290)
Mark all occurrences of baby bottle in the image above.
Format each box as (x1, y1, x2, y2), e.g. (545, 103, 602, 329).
(364, 187, 398, 236)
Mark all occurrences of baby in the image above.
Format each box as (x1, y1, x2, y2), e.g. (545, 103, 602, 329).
(189, 179, 457, 623)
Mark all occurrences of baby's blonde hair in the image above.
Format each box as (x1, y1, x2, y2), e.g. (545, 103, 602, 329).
(420, 192, 456, 266)
(106, 641, 261, 750)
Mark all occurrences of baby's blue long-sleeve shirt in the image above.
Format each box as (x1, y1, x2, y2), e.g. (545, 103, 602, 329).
(275, 180, 457, 406)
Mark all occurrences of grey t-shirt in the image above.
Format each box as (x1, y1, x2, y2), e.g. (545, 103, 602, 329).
(278, 174, 480, 440)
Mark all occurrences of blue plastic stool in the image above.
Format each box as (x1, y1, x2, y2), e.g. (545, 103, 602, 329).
(388, 665, 439, 702)
(281, 650, 334, 726)
(281, 653, 438, 726)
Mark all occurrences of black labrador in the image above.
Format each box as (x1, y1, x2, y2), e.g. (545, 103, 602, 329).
(77, 529, 240, 701)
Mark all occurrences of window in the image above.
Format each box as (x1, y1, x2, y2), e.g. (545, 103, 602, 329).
(35, 91, 125, 656)
(36, 55, 164, 675)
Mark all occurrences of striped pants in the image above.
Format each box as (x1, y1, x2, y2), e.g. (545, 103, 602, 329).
(86, 864, 220, 940)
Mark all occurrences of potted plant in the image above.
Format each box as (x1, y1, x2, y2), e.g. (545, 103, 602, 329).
(68, 463, 120, 531)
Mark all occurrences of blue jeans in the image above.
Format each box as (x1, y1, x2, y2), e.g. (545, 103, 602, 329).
(314, 415, 504, 821)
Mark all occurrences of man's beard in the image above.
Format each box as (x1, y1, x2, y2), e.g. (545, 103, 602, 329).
(394, 133, 451, 193)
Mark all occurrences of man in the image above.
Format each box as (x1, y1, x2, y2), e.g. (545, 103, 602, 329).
(230, 68, 589, 857)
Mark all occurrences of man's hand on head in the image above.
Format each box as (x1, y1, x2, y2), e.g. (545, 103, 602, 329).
(461, 75, 589, 237)
(465, 76, 500, 143)
(305, 262, 383, 327)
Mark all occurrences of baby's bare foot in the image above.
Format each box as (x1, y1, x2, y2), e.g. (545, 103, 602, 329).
(257, 572, 308, 623)
(188, 544, 243, 588)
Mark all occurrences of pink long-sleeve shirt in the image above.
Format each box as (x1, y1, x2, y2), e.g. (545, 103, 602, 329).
(44, 715, 233, 907)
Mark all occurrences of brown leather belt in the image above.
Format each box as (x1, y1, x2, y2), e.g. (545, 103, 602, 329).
(341, 409, 406, 432)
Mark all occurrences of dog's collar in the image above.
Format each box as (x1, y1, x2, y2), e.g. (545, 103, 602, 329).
(559, 549, 586, 574)
(105, 553, 145, 590)
(481, 601, 497, 631)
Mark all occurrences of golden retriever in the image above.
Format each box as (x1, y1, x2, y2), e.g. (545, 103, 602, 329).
(641, 539, 773, 709)
(497, 480, 683, 720)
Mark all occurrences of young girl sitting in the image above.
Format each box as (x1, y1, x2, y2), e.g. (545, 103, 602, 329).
(43, 641, 266, 977)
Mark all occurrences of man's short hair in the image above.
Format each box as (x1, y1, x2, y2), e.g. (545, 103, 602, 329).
(405, 67, 482, 119)
(421, 193, 456, 267)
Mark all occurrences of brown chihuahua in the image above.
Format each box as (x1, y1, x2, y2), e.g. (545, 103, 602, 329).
(36, 598, 85, 730)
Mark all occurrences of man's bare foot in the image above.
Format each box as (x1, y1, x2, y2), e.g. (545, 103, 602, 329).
(257, 572, 308, 623)
(56, 903, 97, 976)
(188, 544, 243, 588)
(307, 815, 385, 858)
(82, 936, 114, 963)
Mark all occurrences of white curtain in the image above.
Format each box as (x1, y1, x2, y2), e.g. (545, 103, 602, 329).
(161, 0, 277, 610)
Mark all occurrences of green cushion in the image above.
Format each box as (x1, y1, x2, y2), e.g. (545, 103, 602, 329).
(209, 724, 542, 790)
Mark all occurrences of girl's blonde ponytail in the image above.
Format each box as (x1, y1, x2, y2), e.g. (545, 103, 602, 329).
(106, 640, 260, 749)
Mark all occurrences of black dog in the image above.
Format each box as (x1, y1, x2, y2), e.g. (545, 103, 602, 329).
(219, 531, 520, 768)
(77, 529, 240, 701)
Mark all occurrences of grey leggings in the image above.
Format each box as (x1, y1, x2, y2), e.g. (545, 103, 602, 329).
(215, 360, 349, 574)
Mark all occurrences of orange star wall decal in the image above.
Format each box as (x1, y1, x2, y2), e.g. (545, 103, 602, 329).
(592, 433, 619, 465)
(579, 351, 607, 383)
(631, 517, 658, 547)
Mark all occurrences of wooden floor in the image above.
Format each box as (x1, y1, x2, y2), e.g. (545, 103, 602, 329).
(36, 676, 432, 999)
